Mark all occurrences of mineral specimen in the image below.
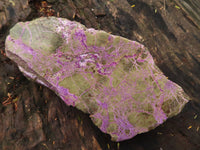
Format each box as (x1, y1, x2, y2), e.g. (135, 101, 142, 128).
(5, 17, 189, 141)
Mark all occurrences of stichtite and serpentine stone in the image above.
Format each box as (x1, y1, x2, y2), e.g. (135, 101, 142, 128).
(5, 17, 189, 142)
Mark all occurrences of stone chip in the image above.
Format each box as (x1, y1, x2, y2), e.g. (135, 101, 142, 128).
(5, 17, 189, 141)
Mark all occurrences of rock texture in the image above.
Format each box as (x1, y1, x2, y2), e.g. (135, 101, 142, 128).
(5, 17, 189, 141)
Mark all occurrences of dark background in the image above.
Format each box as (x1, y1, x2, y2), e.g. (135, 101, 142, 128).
(0, 0, 200, 149)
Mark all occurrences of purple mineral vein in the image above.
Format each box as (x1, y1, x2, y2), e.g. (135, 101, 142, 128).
(5, 17, 189, 142)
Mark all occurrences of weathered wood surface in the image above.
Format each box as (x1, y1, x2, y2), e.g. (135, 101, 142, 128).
(175, 0, 200, 28)
(0, 0, 31, 30)
(0, 0, 200, 149)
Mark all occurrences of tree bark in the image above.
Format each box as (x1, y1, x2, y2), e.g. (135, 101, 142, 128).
(0, 0, 200, 149)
